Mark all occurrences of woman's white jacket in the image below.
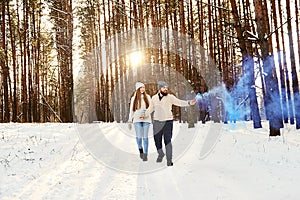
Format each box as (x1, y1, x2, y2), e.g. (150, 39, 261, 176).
(128, 94, 152, 123)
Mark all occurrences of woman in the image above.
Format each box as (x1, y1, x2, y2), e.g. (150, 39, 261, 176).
(128, 82, 152, 161)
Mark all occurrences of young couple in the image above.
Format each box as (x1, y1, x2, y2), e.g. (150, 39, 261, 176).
(128, 81, 196, 166)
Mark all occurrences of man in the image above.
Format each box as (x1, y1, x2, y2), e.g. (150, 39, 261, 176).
(146, 81, 196, 166)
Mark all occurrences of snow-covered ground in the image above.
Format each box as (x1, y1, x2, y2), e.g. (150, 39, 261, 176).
(1, 121, 300, 200)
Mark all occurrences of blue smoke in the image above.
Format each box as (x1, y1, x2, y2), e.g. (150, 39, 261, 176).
(196, 82, 251, 123)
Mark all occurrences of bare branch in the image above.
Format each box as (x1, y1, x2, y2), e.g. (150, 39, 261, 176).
(244, 30, 259, 40)
(39, 92, 63, 123)
(265, 17, 293, 39)
(201, 1, 232, 12)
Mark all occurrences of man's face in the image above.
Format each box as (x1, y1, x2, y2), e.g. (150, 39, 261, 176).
(160, 86, 168, 95)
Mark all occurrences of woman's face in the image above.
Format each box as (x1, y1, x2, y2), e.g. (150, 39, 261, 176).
(139, 86, 145, 93)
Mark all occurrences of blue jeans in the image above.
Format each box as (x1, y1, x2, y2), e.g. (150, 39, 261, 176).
(134, 122, 150, 154)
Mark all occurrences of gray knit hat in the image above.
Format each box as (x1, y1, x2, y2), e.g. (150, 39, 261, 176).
(157, 81, 168, 90)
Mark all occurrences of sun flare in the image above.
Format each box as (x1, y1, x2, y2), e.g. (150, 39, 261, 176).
(130, 51, 143, 67)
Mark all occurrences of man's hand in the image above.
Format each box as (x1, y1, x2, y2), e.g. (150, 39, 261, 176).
(139, 109, 146, 120)
(189, 98, 197, 106)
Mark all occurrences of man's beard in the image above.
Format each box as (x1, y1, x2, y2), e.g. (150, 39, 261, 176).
(160, 90, 168, 96)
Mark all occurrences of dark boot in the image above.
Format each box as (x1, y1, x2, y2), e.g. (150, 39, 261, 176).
(139, 148, 143, 159)
(156, 149, 165, 162)
(143, 154, 148, 161)
(165, 143, 172, 163)
(167, 160, 173, 166)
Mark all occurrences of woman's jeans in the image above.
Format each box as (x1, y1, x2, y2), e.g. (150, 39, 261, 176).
(134, 122, 150, 154)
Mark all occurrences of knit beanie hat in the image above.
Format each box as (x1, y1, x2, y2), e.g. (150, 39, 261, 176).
(157, 81, 168, 90)
(135, 82, 145, 90)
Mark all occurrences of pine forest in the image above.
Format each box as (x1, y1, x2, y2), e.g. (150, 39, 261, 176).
(0, 0, 300, 136)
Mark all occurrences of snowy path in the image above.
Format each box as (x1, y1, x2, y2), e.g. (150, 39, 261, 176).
(1, 122, 300, 199)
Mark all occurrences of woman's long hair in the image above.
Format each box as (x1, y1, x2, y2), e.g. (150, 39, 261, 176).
(133, 88, 149, 112)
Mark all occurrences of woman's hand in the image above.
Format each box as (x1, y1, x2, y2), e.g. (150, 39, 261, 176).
(139, 109, 146, 120)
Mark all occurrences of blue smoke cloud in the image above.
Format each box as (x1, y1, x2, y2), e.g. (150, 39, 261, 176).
(195, 55, 286, 128)
(196, 82, 251, 123)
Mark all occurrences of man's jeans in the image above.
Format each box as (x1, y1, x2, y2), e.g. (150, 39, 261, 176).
(153, 120, 173, 161)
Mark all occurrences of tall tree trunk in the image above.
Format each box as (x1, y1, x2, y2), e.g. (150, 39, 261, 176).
(286, 0, 300, 129)
(278, 0, 294, 124)
(1, 1, 10, 122)
(7, 1, 18, 122)
(296, 0, 300, 73)
(179, 0, 188, 122)
(30, 1, 39, 122)
(229, 0, 262, 128)
(50, 0, 74, 122)
(270, 0, 288, 123)
(67, 0, 74, 122)
(22, 0, 29, 122)
(112, 1, 119, 122)
(254, 0, 282, 136)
